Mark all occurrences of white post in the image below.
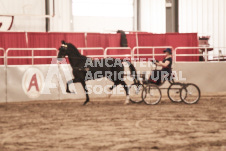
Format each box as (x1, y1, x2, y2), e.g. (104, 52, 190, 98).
(205, 48, 208, 62)
(32, 49, 34, 65)
(175, 48, 177, 63)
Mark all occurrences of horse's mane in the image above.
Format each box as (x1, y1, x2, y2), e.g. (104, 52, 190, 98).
(67, 43, 87, 59)
(67, 43, 80, 55)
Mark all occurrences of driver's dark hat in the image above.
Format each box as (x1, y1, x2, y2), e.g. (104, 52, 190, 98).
(163, 48, 172, 54)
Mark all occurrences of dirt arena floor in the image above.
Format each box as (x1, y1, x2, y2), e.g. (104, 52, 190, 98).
(0, 96, 225, 151)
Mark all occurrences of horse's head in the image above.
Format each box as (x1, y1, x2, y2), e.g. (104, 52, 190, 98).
(57, 40, 68, 61)
(57, 40, 81, 61)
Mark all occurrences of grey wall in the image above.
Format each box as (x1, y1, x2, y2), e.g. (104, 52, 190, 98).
(173, 63, 226, 93)
(166, 0, 179, 33)
(131, 62, 226, 94)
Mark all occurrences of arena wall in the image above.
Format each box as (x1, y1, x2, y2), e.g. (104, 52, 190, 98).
(4, 64, 125, 102)
(134, 62, 226, 94)
(0, 66, 6, 102)
(173, 62, 226, 93)
(1, 62, 225, 103)
(6, 65, 59, 102)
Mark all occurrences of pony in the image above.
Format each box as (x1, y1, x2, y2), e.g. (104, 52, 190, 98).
(57, 41, 139, 105)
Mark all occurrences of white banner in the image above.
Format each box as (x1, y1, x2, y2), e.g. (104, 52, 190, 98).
(7, 65, 59, 102)
(6, 64, 117, 102)
(0, 66, 6, 102)
(4, 62, 226, 103)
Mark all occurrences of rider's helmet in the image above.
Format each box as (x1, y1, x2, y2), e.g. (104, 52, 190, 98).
(163, 48, 172, 54)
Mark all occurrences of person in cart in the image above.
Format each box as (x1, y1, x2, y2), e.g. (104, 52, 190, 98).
(156, 48, 172, 73)
(144, 48, 173, 85)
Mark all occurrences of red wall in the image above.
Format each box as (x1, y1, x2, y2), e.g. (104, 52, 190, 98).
(0, 32, 198, 65)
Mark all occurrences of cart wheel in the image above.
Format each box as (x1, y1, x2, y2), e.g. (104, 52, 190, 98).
(167, 84, 183, 103)
(142, 85, 161, 105)
(180, 83, 201, 104)
(129, 84, 144, 103)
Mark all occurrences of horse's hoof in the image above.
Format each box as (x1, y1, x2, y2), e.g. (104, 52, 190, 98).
(108, 94, 112, 98)
(66, 90, 71, 93)
(124, 101, 130, 105)
(124, 96, 130, 105)
(83, 101, 89, 105)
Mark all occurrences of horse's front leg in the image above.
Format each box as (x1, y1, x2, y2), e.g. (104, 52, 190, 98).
(66, 80, 73, 93)
(66, 79, 90, 105)
(81, 81, 90, 105)
(66, 79, 74, 93)
(66, 78, 82, 93)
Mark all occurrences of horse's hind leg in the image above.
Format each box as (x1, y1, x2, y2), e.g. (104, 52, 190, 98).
(81, 81, 90, 105)
(108, 81, 120, 98)
(120, 81, 130, 104)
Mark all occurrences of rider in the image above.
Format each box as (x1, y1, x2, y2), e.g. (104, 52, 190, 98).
(156, 48, 172, 74)
(144, 48, 173, 84)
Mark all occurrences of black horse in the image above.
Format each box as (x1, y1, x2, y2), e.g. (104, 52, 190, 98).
(57, 41, 139, 105)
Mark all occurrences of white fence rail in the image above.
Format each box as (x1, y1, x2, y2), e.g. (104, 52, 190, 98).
(78, 47, 105, 58)
(3, 46, 226, 65)
(0, 48, 5, 65)
(104, 47, 132, 58)
(175, 47, 226, 63)
(132, 46, 173, 60)
(175, 47, 208, 63)
(5, 48, 58, 65)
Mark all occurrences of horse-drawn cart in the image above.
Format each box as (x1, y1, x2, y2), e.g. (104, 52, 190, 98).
(129, 64, 201, 105)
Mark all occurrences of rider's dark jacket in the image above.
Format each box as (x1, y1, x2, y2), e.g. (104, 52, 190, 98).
(162, 57, 172, 74)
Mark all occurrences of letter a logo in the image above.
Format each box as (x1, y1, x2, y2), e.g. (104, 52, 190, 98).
(22, 68, 44, 99)
(27, 74, 39, 92)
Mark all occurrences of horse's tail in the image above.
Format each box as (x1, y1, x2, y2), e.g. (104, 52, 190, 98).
(123, 60, 140, 85)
